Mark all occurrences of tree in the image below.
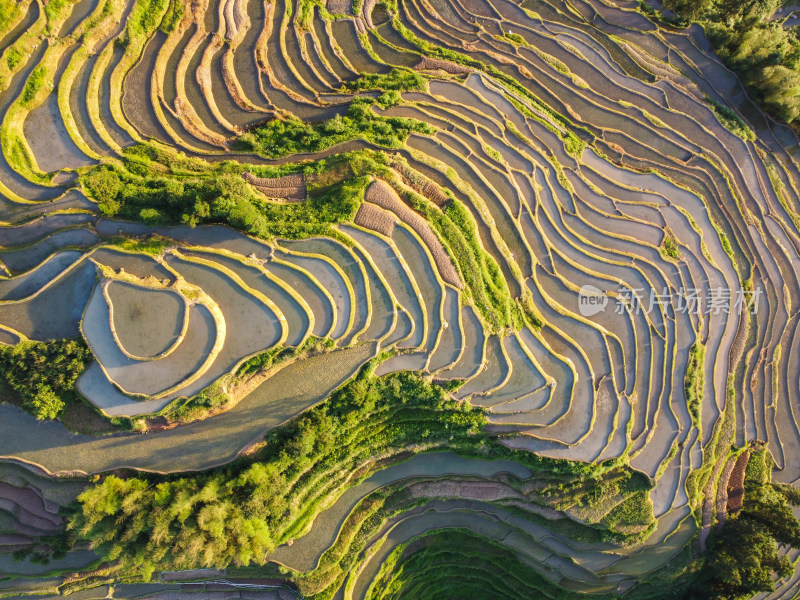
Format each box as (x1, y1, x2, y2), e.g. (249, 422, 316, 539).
(82, 166, 122, 216)
(139, 208, 162, 224)
(22, 385, 64, 420)
(662, 0, 713, 21)
(752, 65, 800, 123)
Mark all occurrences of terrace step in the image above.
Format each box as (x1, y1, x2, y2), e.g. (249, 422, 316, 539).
(273, 246, 354, 341)
(81, 280, 219, 398)
(184, 248, 314, 348)
(280, 236, 371, 345)
(341, 224, 426, 350)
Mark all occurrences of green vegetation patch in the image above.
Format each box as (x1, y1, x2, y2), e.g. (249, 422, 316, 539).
(80, 143, 377, 239)
(687, 446, 800, 599)
(43, 0, 73, 29)
(342, 68, 427, 93)
(69, 372, 486, 578)
(367, 529, 602, 600)
(236, 98, 434, 159)
(235, 336, 335, 378)
(0, 0, 22, 34)
(119, 0, 170, 44)
(662, 0, 800, 124)
(660, 232, 680, 260)
(503, 31, 526, 46)
(159, 0, 184, 33)
(685, 342, 704, 429)
(21, 66, 47, 107)
(0, 339, 91, 420)
(708, 100, 755, 141)
(5, 46, 23, 71)
(68, 367, 651, 582)
(401, 184, 522, 332)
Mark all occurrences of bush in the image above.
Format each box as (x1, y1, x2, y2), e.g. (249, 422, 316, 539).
(708, 100, 755, 141)
(377, 90, 402, 108)
(685, 343, 704, 427)
(20, 66, 47, 107)
(139, 208, 163, 224)
(0, 0, 21, 33)
(503, 32, 525, 45)
(661, 234, 680, 259)
(6, 47, 23, 70)
(121, 0, 169, 43)
(159, 0, 184, 32)
(43, 0, 69, 27)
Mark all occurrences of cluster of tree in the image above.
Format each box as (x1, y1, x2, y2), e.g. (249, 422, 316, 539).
(80, 144, 375, 240)
(235, 98, 433, 159)
(685, 452, 800, 599)
(662, 0, 800, 124)
(68, 371, 487, 579)
(0, 339, 91, 420)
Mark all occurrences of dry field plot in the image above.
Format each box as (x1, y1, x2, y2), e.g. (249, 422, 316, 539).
(0, 0, 798, 596)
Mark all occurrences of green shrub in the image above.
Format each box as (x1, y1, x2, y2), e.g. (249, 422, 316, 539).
(82, 166, 123, 215)
(377, 90, 402, 108)
(43, 0, 70, 28)
(235, 337, 334, 379)
(159, 0, 184, 32)
(20, 66, 47, 107)
(708, 100, 755, 141)
(165, 381, 231, 423)
(296, 0, 334, 29)
(118, 0, 169, 44)
(236, 347, 293, 378)
(661, 233, 680, 260)
(6, 47, 23, 70)
(503, 32, 525, 45)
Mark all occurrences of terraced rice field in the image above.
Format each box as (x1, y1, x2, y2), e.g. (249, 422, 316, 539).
(0, 0, 799, 597)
